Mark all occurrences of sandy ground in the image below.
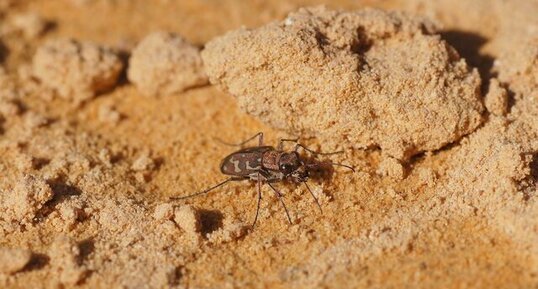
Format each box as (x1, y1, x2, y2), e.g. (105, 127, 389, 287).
(0, 0, 537, 288)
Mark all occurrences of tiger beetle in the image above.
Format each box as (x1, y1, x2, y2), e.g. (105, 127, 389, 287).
(171, 132, 355, 228)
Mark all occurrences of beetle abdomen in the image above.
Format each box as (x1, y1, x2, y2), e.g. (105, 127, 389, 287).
(220, 146, 273, 176)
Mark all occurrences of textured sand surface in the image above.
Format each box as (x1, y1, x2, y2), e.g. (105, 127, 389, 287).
(202, 7, 484, 160)
(32, 38, 123, 103)
(0, 0, 537, 288)
(128, 31, 208, 97)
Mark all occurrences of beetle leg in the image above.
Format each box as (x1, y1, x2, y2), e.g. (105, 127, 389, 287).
(215, 132, 264, 148)
(252, 172, 263, 229)
(278, 138, 344, 156)
(294, 143, 344, 156)
(267, 182, 292, 224)
(303, 181, 323, 213)
(258, 132, 264, 147)
(170, 177, 235, 200)
(278, 138, 299, 151)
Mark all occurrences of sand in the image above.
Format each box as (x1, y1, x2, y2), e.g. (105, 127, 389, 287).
(128, 31, 208, 97)
(0, 0, 536, 288)
(32, 38, 124, 103)
(202, 7, 484, 160)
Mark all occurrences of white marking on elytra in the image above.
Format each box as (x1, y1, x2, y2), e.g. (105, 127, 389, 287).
(230, 156, 241, 173)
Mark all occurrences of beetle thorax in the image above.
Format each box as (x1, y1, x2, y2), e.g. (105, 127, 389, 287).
(262, 150, 281, 171)
(262, 150, 303, 177)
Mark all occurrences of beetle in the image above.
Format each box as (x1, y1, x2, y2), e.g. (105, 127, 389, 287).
(172, 132, 354, 228)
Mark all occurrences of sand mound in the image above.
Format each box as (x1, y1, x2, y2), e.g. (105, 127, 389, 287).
(48, 236, 88, 286)
(2, 12, 48, 40)
(128, 31, 208, 96)
(0, 174, 54, 226)
(0, 247, 32, 274)
(202, 6, 484, 160)
(497, 38, 538, 99)
(32, 39, 123, 103)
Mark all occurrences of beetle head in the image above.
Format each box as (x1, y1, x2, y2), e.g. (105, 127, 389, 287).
(279, 152, 309, 182)
(279, 152, 300, 174)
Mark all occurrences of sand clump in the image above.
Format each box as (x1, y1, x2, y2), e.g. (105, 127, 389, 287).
(97, 102, 122, 124)
(417, 167, 437, 187)
(153, 203, 248, 244)
(202, 6, 484, 160)
(57, 201, 87, 231)
(131, 151, 155, 172)
(49, 236, 88, 286)
(0, 96, 20, 117)
(131, 151, 156, 182)
(0, 247, 32, 274)
(32, 38, 124, 103)
(128, 31, 209, 96)
(174, 205, 202, 241)
(0, 174, 54, 226)
(0, 71, 21, 118)
(496, 37, 538, 103)
(485, 78, 509, 116)
(153, 203, 175, 221)
(377, 155, 405, 180)
(1, 12, 48, 39)
(207, 221, 249, 244)
(23, 111, 49, 129)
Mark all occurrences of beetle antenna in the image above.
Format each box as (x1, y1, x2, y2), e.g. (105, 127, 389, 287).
(306, 162, 355, 172)
(328, 162, 355, 172)
(267, 182, 293, 224)
(214, 132, 264, 147)
(304, 181, 322, 213)
(170, 178, 234, 200)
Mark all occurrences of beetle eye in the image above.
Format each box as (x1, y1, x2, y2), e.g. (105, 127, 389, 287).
(280, 164, 292, 173)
